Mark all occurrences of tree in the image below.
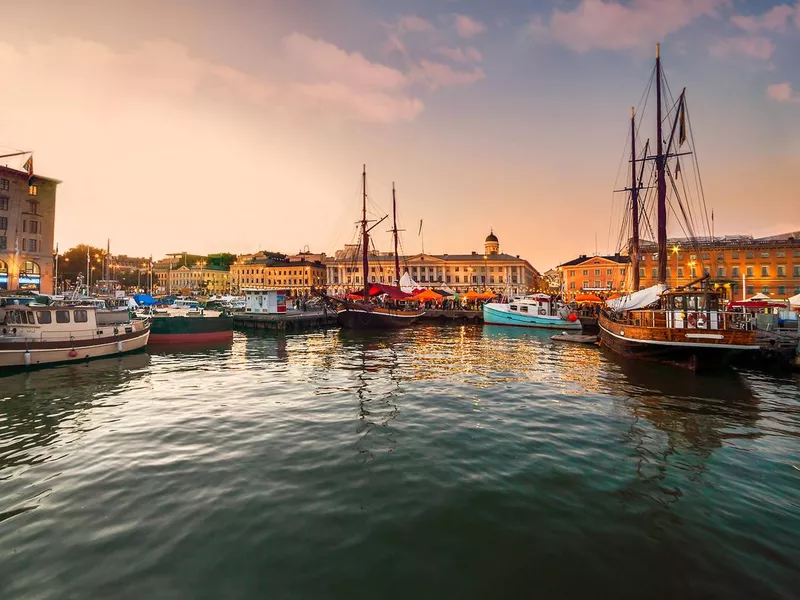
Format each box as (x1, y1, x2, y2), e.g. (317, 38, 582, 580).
(261, 250, 287, 261)
(57, 244, 106, 286)
(207, 253, 236, 268)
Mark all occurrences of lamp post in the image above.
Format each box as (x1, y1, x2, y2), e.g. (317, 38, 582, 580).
(53, 243, 59, 295)
(671, 245, 679, 286)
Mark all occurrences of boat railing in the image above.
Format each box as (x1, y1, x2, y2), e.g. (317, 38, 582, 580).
(606, 309, 756, 331)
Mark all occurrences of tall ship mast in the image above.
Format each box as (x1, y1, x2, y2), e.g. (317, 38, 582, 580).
(322, 166, 424, 329)
(598, 44, 759, 372)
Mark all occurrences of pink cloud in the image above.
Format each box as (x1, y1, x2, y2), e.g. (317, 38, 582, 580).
(434, 45, 483, 63)
(411, 60, 484, 90)
(709, 36, 776, 61)
(290, 82, 424, 123)
(282, 33, 407, 91)
(454, 14, 486, 38)
(397, 15, 434, 34)
(731, 3, 797, 33)
(530, 0, 729, 52)
(767, 82, 800, 103)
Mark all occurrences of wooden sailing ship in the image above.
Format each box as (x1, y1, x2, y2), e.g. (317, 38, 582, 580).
(598, 44, 759, 371)
(325, 166, 424, 330)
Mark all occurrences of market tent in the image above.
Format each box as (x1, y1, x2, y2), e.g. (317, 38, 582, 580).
(399, 272, 421, 294)
(133, 293, 157, 306)
(464, 290, 482, 299)
(575, 293, 603, 303)
(606, 292, 621, 300)
(747, 292, 770, 300)
(413, 289, 443, 302)
(434, 288, 454, 297)
(789, 293, 800, 308)
(477, 291, 496, 299)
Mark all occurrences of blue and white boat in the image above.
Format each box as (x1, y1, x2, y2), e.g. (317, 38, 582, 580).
(483, 294, 582, 330)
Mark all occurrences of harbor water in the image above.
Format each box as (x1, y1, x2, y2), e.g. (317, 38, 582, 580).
(1, 326, 798, 599)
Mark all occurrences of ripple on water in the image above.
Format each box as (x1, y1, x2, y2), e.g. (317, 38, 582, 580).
(0, 327, 798, 600)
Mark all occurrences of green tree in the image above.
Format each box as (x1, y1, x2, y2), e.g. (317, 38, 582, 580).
(207, 253, 237, 268)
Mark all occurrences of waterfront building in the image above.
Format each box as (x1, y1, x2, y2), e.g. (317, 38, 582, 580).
(637, 233, 800, 300)
(169, 263, 231, 295)
(557, 254, 631, 295)
(0, 164, 60, 293)
(325, 232, 540, 295)
(230, 256, 326, 295)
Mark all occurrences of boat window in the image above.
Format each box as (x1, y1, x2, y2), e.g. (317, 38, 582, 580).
(9, 310, 22, 324)
(673, 295, 684, 310)
(26, 312, 35, 324)
(520, 305, 529, 313)
(37, 311, 52, 324)
(56, 310, 71, 324)
(510, 305, 518, 311)
(74, 310, 89, 323)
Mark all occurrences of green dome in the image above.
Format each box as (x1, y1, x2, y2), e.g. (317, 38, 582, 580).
(485, 231, 498, 243)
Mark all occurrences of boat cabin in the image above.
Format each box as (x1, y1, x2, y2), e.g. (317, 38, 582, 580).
(2, 305, 106, 341)
(660, 289, 751, 330)
(507, 294, 553, 317)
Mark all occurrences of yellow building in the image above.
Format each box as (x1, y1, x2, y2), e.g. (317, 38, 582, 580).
(557, 254, 631, 295)
(325, 232, 540, 295)
(169, 264, 231, 295)
(637, 234, 800, 299)
(0, 164, 61, 293)
(230, 257, 326, 295)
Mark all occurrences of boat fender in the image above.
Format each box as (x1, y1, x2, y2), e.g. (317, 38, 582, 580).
(117, 341, 123, 352)
(24, 350, 31, 366)
(69, 349, 78, 358)
(568, 313, 578, 322)
(697, 315, 706, 329)
(687, 313, 697, 327)
(539, 308, 547, 316)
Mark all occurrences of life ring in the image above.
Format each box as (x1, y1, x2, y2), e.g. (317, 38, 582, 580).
(697, 315, 707, 329)
(539, 308, 547, 315)
(686, 313, 697, 327)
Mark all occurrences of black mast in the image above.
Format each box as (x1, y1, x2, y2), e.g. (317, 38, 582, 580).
(392, 183, 400, 285)
(361, 165, 369, 299)
(655, 43, 667, 284)
(631, 106, 640, 291)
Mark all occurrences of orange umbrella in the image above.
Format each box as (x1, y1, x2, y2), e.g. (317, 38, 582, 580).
(412, 289, 443, 301)
(464, 290, 482, 299)
(575, 293, 603, 303)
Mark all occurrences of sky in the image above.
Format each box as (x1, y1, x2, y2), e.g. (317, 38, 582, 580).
(0, 0, 798, 271)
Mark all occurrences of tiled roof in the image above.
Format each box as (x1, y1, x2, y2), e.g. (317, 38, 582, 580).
(558, 254, 630, 267)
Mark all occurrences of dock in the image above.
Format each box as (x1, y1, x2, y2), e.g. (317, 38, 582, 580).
(234, 310, 337, 332)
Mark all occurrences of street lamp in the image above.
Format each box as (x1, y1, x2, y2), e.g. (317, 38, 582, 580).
(671, 245, 679, 284)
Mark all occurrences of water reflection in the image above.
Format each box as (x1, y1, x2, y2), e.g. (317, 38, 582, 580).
(0, 352, 151, 476)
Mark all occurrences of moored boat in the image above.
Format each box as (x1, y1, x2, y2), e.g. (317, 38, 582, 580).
(483, 294, 581, 330)
(144, 306, 234, 344)
(0, 304, 149, 369)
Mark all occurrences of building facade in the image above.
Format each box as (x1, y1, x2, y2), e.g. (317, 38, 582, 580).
(325, 232, 540, 295)
(169, 264, 231, 295)
(230, 257, 326, 295)
(557, 254, 631, 295)
(637, 234, 800, 299)
(0, 165, 60, 293)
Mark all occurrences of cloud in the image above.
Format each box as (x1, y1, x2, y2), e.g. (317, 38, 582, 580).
(709, 36, 775, 61)
(289, 82, 424, 123)
(454, 14, 486, 38)
(398, 15, 434, 34)
(434, 45, 483, 62)
(731, 3, 797, 33)
(529, 0, 729, 52)
(767, 82, 800, 103)
(411, 60, 485, 90)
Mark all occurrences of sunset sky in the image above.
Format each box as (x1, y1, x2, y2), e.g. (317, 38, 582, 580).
(0, 0, 798, 270)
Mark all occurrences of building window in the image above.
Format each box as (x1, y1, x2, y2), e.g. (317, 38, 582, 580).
(569, 281, 576, 289)
(582, 280, 588, 289)
(582, 269, 588, 276)
(639, 267, 645, 277)
(594, 269, 600, 276)
(732, 266, 740, 277)
(472, 276, 477, 284)
(0, 216, 6, 230)
(777, 265, 786, 277)
(651, 268, 657, 278)
(760, 251, 770, 258)
(761, 286, 770, 294)
(761, 266, 769, 277)
(701, 252, 710, 260)
(746, 266, 754, 277)
(569, 270, 575, 276)
(25, 239, 38, 252)
(28, 185, 38, 196)
(0, 178, 9, 191)
(677, 267, 684, 277)
(0, 236, 5, 250)
(594, 280, 601, 288)
(606, 269, 612, 275)
(717, 267, 725, 277)
(0, 197, 7, 211)
(27, 200, 39, 214)
(776, 251, 786, 258)
(731, 251, 739, 259)
(794, 251, 800, 258)
(778, 285, 786, 296)
(795, 266, 800, 277)
(746, 285, 754, 295)
(690, 267, 697, 277)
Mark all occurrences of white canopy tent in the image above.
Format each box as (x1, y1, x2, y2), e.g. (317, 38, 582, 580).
(747, 292, 770, 300)
(399, 271, 420, 294)
(788, 293, 800, 308)
(605, 284, 669, 312)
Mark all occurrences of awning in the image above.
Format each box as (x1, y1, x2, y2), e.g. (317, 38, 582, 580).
(575, 293, 603, 303)
(728, 300, 787, 309)
(413, 289, 443, 301)
(605, 284, 668, 311)
(133, 293, 157, 306)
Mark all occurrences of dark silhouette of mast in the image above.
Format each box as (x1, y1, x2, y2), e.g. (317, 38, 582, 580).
(361, 165, 369, 299)
(631, 106, 640, 291)
(655, 43, 667, 284)
(392, 183, 400, 285)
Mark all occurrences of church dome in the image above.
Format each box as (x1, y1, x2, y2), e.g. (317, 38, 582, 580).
(485, 231, 498, 243)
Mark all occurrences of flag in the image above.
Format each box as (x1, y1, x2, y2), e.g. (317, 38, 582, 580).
(22, 155, 33, 184)
(675, 157, 681, 178)
(679, 103, 686, 147)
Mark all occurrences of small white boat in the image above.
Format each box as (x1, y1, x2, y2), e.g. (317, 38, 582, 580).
(0, 305, 150, 369)
(483, 294, 582, 330)
(551, 332, 599, 344)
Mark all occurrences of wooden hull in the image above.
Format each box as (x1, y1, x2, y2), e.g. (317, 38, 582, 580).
(0, 326, 150, 369)
(336, 306, 424, 329)
(598, 310, 758, 372)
